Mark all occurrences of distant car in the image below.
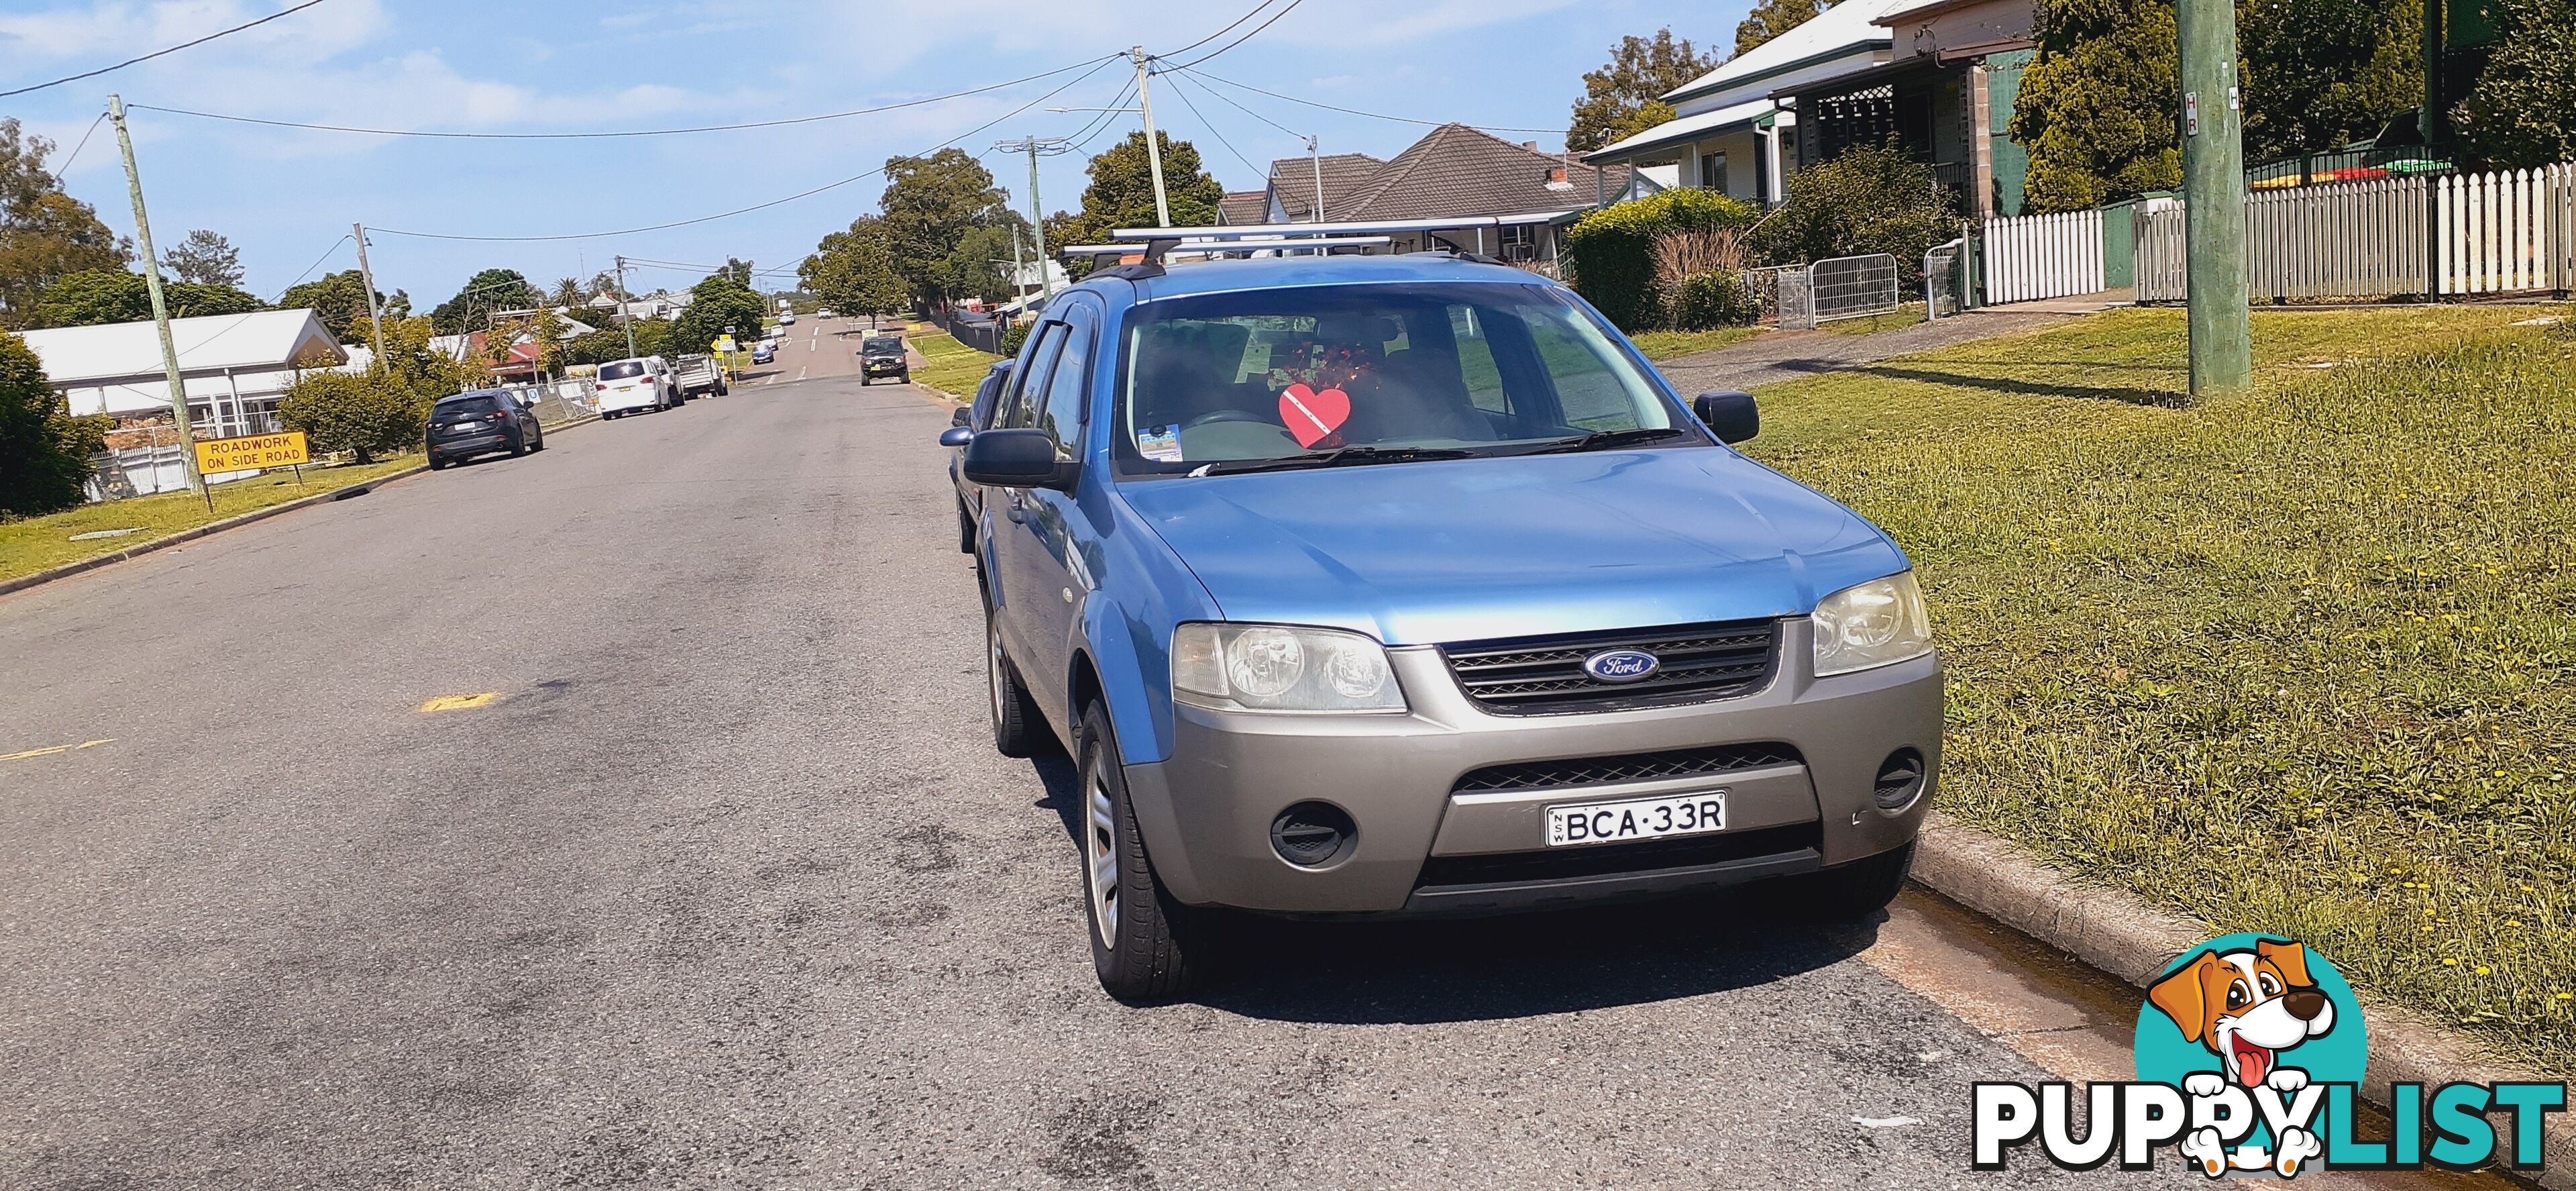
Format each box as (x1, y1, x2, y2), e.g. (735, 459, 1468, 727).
(426, 389, 543, 468)
(595, 356, 678, 418)
(674, 354, 729, 399)
(778, 311, 797, 327)
(817, 308, 835, 319)
(859, 335, 909, 385)
(752, 340, 776, 364)
(944, 359, 1014, 552)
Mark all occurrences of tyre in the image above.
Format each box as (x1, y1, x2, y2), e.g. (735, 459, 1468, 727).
(957, 503, 975, 553)
(985, 601, 1046, 759)
(532, 425, 545, 452)
(900, 370, 912, 384)
(1780, 841, 1915, 923)
(1077, 701, 1202, 1002)
(507, 431, 527, 457)
(427, 456, 447, 470)
(859, 376, 871, 386)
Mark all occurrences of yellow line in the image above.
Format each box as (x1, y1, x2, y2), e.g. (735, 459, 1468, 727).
(418, 692, 501, 713)
(1, 738, 113, 762)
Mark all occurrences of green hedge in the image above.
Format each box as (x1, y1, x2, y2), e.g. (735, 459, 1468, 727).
(1565, 189, 1758, 331)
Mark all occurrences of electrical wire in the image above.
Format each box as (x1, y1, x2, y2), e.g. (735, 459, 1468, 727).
(1173, 68, 1305, 139)
(55, 113, 111, 175)
(1067, 76, 1140, 154)
(367, 56, 1121, 243)
(1165, 0, 1306, 70)
(1158, 0, 1292, 59)
(1161, 69, 1265, 177)
(0, 0, 335, 99)
(274, 234, 353, 299)
(128, 55, 1120, 140)
(1175, 64, 1565, 134)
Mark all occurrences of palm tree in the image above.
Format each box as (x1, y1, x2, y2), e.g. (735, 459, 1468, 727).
(549, 276, 584, 307)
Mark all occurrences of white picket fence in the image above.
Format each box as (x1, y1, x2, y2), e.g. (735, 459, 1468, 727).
(1981, 207, 2104, 304)
(2438, 164, 2576, 295)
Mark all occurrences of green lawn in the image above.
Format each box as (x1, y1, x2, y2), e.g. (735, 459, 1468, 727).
(910, 331, 1002, 400)
(1819, 302, 1929, 335)
(1743, 305, 2576, 1072)
(1630, 326, 1766, 361)
(0, 454, 424, 583)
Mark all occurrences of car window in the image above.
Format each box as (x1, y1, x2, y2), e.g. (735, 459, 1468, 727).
(599, 361, 646, 380)
(1034, 306, 1095, 459)
(1002, 325, 1065, 430)
(434, 393, 498, 413)
(971, 364, 1010, 429)
(1115, 282, 1675, 469)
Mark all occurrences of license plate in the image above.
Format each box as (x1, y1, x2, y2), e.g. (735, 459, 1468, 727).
(1546, 790, 1726, 847)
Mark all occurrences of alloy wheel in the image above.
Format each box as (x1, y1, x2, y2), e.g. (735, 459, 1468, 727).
(1085, 775, 1120, 948)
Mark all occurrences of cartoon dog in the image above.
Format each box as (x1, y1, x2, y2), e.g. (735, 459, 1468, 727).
(2149, 938, 2337, 1089)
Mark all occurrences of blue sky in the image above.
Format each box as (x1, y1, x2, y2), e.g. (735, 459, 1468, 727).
(1, 0, 1749, 311)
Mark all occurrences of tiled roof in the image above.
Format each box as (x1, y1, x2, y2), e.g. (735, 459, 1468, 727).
(1330, 124, 1629, 221)
(1218, 190, 1269, 225)
(1265, 152, 1387, 221)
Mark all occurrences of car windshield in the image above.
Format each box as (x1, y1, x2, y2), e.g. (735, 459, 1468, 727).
(863, 338, 902, 354)
(1114, 282, 1683, 474)
(599, 361, 647, 380)
(434, 393, 500, 413)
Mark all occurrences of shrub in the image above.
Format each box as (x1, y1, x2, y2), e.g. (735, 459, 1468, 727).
(278, 370, 426, 465)
(1672, 271, 1760, 330)
(998, 320, 1030, 358)
(1750, 143, 1959, 289)
(0, 331, 107, 516)
(1566, 188, 1758, 331)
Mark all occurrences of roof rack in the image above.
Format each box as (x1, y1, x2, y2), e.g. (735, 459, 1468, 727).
(1059, 236, 1393, 256)
(1108, 213, 1564, 241)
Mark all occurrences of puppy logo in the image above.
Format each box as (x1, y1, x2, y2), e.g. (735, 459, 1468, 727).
(2149, 939, 2335, 1090)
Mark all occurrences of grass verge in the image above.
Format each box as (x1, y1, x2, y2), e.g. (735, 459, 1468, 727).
(910, 331, 1002, 400)
(1744, 305, 2576, 1072)
(1819, 302, 1929, 336)
(0, 454, 424, 584)
(1630, 326, 1765, 361)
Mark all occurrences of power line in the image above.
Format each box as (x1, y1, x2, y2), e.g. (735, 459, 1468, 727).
(0, 0, 336, 99)
(1166, 0, 1307, 70)
(1159, 0, 1292, 59)
(127, 55, 1120, 140)
(1173, 68, 1305, 139)
(56, 113, 111, 175)
(1175, 64, 1565, 135)
(1161, 69, 1264, 178)
(366, 56, 1120, 242)
(275, 234, 353, 299)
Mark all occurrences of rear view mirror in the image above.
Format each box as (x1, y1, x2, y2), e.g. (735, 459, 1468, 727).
(938, 427, 973, 448)
(951, 405, 973, 427)
(1693, 391, 1759, 444)
(962, 427, 1077, 490)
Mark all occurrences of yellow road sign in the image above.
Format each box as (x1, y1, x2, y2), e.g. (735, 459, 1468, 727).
(713, 335, 737, 354)
(193, 431, 309, 474)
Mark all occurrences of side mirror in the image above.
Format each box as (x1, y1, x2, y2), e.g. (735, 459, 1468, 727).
(1693, 391, 1759, 444)
(950, 405, 973, 427)
(938, 426, 973, 448)
(962, 427, 1077, 490)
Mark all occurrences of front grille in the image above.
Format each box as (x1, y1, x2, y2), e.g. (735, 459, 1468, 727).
(1414, 822, 1821, 889)
(1452, 742, 1804, 793)
(1439, 619, 1778, 715)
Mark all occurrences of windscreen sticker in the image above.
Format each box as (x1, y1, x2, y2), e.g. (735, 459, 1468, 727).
(1138, 425, 1184, 462)
(1278, 383, 1351, 449)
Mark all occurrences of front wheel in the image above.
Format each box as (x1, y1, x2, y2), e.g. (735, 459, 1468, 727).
(1077, 702, 1203, 1001)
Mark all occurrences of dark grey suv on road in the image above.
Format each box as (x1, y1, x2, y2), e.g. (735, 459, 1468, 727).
(426, 389, 544, 469)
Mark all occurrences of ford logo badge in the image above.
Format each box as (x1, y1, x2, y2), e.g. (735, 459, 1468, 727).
(1582, 649, 1661, 684)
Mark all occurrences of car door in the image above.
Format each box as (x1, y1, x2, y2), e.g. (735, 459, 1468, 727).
(1001, 299, 1102, 725)
(985, 319, 1065, 666)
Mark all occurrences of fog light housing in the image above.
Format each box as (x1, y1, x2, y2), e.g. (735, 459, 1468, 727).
(1873, 749, 1927, 811)
(1270, 802, 1357, 868)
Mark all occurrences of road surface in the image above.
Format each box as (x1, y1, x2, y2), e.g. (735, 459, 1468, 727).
(732, 313, 906, 389)
(0, 375, 2504, 1190)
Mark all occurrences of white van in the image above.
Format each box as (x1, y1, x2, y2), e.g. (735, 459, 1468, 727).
(596, 357, 676, 418)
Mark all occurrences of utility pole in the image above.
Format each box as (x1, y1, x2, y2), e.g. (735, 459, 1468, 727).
(2178, 0, 2251, 399)
(994, 136, 1071, 296)
(351, 223, 389, 366)
(1305, 134, 1326, 223)
(1008, 219, 1026, 301)
(1132, 46, 1171, 227)
(614, 255, 637, 358)
(107, 95, 203, 498)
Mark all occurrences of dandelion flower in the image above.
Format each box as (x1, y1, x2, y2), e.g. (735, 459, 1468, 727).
(2476, 966, 2493, 975)
(2444, 958, 2460, 966)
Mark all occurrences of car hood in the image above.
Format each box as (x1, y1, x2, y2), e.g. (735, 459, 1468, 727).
(1116, 448, 1907, 646)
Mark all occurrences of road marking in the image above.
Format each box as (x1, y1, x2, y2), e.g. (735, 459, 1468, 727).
(419, 692, 500, 713)
(1, 738, 113, 762)
(797, 366, 808, 382)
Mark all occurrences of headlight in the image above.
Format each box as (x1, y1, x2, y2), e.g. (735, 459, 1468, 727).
(1812, 571, 1932, 677)
(1172, 623, 1406, 713)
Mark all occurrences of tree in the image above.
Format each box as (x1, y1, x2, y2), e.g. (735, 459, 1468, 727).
(801, 217, 910, 325)
(162, 229, 245, 289)
(1749, 143, 1957, 287)
(1736, 0, 1827, 56)
(429, 268, 541, 333)
(1566, 30, 1719, 152)
(0, 329, 110, 515)
(32, 269, 262, 328)
(278, 370, 425, 464)
(1566, 188, 1759, 330)
(1, 119, 132, 331)
(1045, 131, 1225, 276)
(2008, 0, 2183, 213)
(668, 272, 769, 358)
(878, 150, 1009, 307)
(2453, 0, 2576, 168)
(278, 269, 393, 344)
(2239, 0, 2421, 163)
(372, 315, 480, 399)
(549, 276, 586, 307)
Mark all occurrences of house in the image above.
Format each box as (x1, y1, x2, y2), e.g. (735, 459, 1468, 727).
(1239, 126, 1631, 266)
(1216, 191, 1268, 225)
(17, 308, 347, 497)
(1583, 0, 2037, 219)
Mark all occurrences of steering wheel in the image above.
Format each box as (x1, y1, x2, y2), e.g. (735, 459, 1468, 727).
(1181, 409, 1273, 431)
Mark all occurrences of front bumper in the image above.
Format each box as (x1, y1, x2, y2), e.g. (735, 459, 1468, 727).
(1118, 619, 1940, 915)
(863, 360, 906, 374)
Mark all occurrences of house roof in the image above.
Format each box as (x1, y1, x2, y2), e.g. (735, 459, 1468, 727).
(1218, 191, 1269, 225)
(1325, 123, 1631, 222)
(1662, 0, 1908, 108)
(1266, 152, 1386, 221)
(17, 309, 346, 386)
(1585, 97, 1780, 161)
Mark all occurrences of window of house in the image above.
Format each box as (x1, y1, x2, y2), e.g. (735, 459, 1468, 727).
(1497, 223, 1538, 262)
(1700, 151, 1729, 193)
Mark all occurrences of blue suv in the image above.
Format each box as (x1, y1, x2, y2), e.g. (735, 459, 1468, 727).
(946, 252, 1939, 1000)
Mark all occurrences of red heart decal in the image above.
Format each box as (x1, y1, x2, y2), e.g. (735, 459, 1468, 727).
(1279, 383, 1351, 448)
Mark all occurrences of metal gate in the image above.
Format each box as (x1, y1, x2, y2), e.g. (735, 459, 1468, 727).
(1809, 253, 1900, 323)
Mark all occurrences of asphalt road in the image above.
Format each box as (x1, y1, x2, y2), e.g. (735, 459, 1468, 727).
(0, 377, 2499, 1190)
(734, 314, 902, 387)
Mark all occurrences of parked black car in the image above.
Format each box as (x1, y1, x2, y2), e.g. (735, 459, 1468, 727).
(426, 389, 544, 469)
(858, 335, 910, 385)
(942, 359, 1013, 552)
